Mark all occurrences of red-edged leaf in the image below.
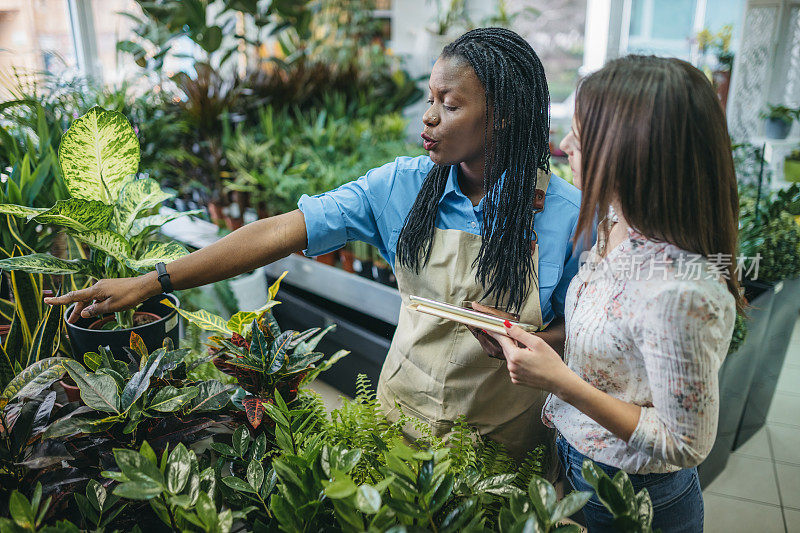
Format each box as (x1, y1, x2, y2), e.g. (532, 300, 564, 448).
(242, 397, 266, 428)
(130, 332, 148, 362)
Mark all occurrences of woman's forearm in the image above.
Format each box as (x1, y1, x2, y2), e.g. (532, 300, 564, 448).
(140, 210, 308, 297)
(556, 371, 642, 442)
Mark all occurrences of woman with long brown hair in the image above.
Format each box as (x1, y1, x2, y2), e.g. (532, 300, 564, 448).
(486, 55, 742, 531)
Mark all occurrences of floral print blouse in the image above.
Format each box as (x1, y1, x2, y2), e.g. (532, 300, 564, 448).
(543, 225, 736, 474)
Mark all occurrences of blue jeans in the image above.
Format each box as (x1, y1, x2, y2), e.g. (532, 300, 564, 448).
(557, 436, 704, 532)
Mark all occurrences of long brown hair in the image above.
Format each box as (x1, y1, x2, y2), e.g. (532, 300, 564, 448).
(574, 55, 744, 311)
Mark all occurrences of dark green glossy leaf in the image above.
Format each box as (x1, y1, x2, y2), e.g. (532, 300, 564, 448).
(355, 484, 381, 514)
(64, 360, 120, 413)
(551, 491, 592, 524)
(597, 476, 628, 516)
(247, 459, 264, 491)
(148, 385, 198, 412)
(186, 380, 232, 413)
(120, 345, 168, 411)
(112, 480, 163, 501)
(221, 476, 255, 493)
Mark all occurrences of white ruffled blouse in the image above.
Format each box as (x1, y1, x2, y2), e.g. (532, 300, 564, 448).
(543, 226, 736, 474)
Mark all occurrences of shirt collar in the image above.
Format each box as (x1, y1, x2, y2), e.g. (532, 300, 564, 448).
(438, 164, 492, 212)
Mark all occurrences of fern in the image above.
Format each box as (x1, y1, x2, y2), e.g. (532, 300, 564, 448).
(475, 437, 515, 476)
(515, 445, 546, 489)
(445, 415, 478, 473)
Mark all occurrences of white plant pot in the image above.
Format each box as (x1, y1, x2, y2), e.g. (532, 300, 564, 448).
(229, 267, 269, 311)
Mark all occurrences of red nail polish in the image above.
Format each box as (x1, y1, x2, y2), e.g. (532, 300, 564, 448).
(504, 319, 512, 328)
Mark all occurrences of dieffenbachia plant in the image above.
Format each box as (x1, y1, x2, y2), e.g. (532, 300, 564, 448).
(0, 106, 200, 327)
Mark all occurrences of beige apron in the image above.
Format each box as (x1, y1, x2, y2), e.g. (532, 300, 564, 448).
(377, 171, 554, 464)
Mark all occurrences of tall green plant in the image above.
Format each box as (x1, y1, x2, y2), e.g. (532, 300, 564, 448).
(0, 267, 64, 392)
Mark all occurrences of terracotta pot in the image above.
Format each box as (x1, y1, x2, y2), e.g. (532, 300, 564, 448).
(59, 378, 82, 404)
(315, 252, 337, 266)
(256, 204, 272, 220)
(713, 69, 731, 112)
(88, 311, 161, 331)
(207, 200, 224, 226)
(0, 324, 10, 343)
(224, 216, 244, 231)
(338, 249, 356, 273)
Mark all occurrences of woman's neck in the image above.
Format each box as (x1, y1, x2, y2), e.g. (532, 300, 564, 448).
(458, 161, 486, 206)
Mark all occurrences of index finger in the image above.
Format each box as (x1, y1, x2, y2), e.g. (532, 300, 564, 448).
(484, 329, 518, 351)
(44, 287, 95, 306)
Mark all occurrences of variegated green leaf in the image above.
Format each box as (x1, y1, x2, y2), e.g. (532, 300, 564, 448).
(0, 204, 47, 218)
(147, 385, 198, 412)
(0, 298, 14, 323)
(0, 357, 68, 409)
(84, 352, 102, 372)
(266, 271, 287, 303)
(115, 178, 173, 234)
(31, 198, 114, 232)
(59, 106, 140, 203)
(64, 359, 121, 414)
(44, 413, 120, 440)
(72, 230, 131, 265)
(26, 298, 62, 366)
(0, 254, 95, 276)
(186, 380, 233, 413)
(161, 299, 231, 335)
(227, 312, 257, 336)
(124, 241, 188, 272)
(266, 331, 294, 375)
(129, 210, 202, 237)
(300, 350, 349, 386)
(9, 264, 42, 349)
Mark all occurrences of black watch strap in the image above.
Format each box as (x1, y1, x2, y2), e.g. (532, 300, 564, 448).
(155, 262, 174, 294)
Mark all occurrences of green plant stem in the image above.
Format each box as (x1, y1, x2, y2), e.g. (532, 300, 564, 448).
(161, 495, 178, 531)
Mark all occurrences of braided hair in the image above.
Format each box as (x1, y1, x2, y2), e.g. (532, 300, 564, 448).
(395, 27, 551, 312)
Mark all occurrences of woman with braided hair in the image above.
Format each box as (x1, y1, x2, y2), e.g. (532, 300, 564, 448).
(47, 28, 583, 463)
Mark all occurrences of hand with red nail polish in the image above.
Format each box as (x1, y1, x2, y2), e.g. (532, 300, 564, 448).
(483, 320, 575, 394)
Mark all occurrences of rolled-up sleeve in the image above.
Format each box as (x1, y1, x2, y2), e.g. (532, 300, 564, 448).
(627, 284, 734, 468)
(298, 161, 397, 257)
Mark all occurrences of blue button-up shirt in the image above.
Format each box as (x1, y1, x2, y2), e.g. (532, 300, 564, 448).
(298, 155, 582, 322)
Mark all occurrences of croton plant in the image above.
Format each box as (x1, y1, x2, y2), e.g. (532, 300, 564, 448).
(165, 272, 347, 429)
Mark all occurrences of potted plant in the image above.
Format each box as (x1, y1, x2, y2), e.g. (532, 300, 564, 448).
(785, 148, 800, 182)
(163, 273, 347, 430)
(734, 184, 800, 447)
(696, 25, 735, 108)
(351, 240, 373, 280)
(338, 242, 356, 273)
(0, 107, 200, 357)
(372, 248, 395, 286)
(760, 104, 798, 139)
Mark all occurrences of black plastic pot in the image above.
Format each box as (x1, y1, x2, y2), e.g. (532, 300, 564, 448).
(64, 293, 180, 360)
(735, 277, 800, 447)
(698, 282, 775, 487)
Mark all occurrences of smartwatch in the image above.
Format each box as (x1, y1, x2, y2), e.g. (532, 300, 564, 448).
(154, 262, 174, 294)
